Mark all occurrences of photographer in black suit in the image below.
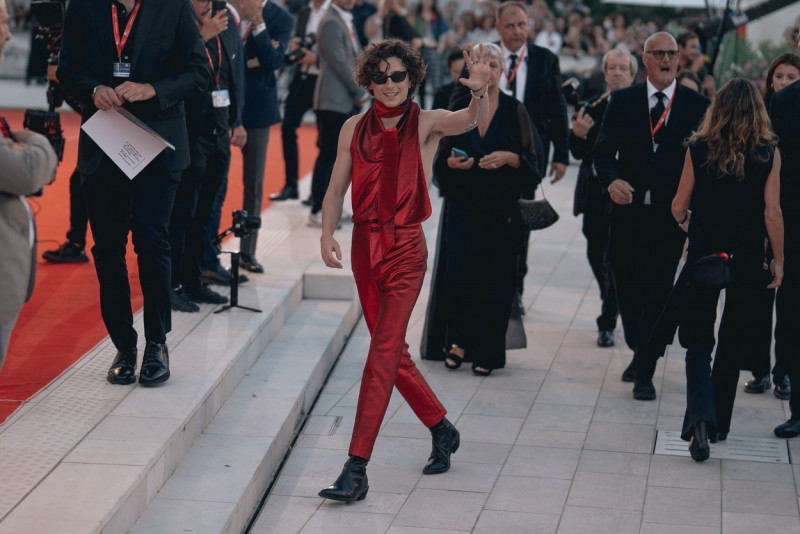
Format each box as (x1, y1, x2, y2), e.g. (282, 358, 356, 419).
(57, 0, 209, 386)
(594, 32, 709, 401)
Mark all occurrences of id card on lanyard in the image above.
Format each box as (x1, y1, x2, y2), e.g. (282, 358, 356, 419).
(207, 37, 230, 108)
(111, 1, 141, 78)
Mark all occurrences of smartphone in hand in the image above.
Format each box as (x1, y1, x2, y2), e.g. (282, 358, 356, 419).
(451, 147, 469, 160)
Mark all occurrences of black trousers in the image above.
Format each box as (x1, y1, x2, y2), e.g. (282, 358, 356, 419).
(240, 126, 270, 257)
(609, 206, 685, 380)
(775, 211, 800, 417)
(280, 72, 316, 192)
(66, 167, 89, 247)
(310, 110, 349, 214)
(82, 157, 180, 351)
(582, 187, 618, 332)
(200, 169, 228, 271)
(169, 131, 231, 291)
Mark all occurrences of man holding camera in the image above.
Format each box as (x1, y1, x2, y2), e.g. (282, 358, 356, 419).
(57, 0, 209, 386)
(269, 0, 330, 203)
(169, 0, 247, 312)
(0, 0, 59, 368)
(227, 0, 292, 273)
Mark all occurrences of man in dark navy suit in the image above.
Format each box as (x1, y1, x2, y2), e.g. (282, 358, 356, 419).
(168, 0, 247, 313)
(771, 35, 800, 438)
(228, 0, 292, 274)
(594, 31, 709, 401)
(57, 0, 209, 386)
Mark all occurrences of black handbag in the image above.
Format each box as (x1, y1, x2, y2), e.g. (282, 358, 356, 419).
(686, 208, 749, 290)
(518, 186, 559, 230)
(688, 253, 731, 289)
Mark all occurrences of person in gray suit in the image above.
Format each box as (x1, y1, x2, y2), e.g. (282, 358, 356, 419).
(0, 0, 59, 368)
(307, 0, 369, 227)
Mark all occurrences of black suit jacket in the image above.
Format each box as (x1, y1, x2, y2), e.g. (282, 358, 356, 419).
(450, 42, 568, 171)
(57, 0, 209, 175)
(594, 82, 710, 228)
(770, 81, 800, 206)
(241, 1, 292, 128)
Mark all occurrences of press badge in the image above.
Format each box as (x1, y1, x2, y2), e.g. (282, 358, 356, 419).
(212, 89, 231, 108)
(113, 62, 132, 78)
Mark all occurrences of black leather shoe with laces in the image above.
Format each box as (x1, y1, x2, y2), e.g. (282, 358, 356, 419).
(107, 348, 137, 385)
(42, 242, 89, 263)
(318, 456, 369, 502)
(239, 253, 264, 273)
(744, 375, 771, 394)
(774, 375, 791, 400)
(139, 342, 170, 386)
(633, 378, 656, 400)
(170, 287, 200, 312)
(186, 283, 229, 304)
(269, 186, 299, 201)
(774, 417, 800, 438)
(597, 330, 615, 347)
(423, 417, 460, 474)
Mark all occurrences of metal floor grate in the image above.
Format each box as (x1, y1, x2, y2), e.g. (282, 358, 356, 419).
(654, 430, 790, 464)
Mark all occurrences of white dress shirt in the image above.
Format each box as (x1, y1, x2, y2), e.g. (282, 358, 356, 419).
(499, 42, 527, 102)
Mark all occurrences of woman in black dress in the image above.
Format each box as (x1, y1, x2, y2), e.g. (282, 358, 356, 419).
(670, 78, 784, 461)
(425, 42, 540, 376)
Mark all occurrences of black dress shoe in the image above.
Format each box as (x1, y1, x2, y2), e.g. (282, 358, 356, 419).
(621, 361, 635, 382)
(744, 375, 771, 394)
(689, 421, 710, 461)
(774, 417, 800, 438)
(716, 432, 728, 442)
(633, 378, 656, 400)
(269, 186, 299, 201)
(774, 375, 791, 400)
(186, 283, 229, 304)
(423, 417, 460, 474)
(107, 348, 137, 385)
(239, 252, 264, 273)
(597, 330, 615, 348)
(200, 264, 249, 286)
(170, 287, 200, 313)
(301, 196, 312, 206)
(318, 456, 369, 502)
(42, 242, 89, 263)
(139, 342, 170, 386)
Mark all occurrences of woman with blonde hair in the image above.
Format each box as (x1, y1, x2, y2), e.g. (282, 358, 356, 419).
(667, 78, 783, 461)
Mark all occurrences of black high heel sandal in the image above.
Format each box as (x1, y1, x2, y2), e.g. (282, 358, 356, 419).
(471, 364, 492, 376)
(444, 345, 463, 370)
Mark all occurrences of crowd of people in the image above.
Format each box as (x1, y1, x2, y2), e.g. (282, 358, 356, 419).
(1, 0, 800, 496)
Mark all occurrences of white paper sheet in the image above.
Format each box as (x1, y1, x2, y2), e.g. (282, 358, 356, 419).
(81, 107, 175, 179)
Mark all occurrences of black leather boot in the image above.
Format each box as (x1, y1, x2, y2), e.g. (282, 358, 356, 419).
(107, 348, 137, 385)
(139, 342, 170, 386)
(318, 456, 369, 502)
(423, 417, 460, 474)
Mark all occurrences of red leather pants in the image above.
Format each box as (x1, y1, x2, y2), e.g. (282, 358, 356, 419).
(349, 224, 446, 460)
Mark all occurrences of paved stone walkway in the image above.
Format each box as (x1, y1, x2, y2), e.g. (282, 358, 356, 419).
(250, 168, 800, 534)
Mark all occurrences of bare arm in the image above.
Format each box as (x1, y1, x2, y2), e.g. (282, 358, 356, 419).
(765, 149, 784, 289)
(672, 149, 695, 232)
(430, 45, 490, 138)
(320, 115, 359, 269)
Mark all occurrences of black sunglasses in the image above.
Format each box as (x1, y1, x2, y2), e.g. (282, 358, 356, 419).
(646, 50, 679, 60)
(371, 71, 408, 85)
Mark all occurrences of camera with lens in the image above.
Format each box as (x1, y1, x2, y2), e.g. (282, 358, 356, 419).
(231, 210, 261, 238)
(24, 0, 70, 162)
(285, 33, 316, 65)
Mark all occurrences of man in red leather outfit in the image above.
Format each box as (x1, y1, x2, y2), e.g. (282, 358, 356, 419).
(317, 38, 491, 502)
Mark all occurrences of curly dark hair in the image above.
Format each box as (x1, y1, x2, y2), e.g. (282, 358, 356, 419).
(354, 38, 427, 98)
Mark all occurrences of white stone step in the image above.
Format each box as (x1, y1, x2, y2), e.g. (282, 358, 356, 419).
(129, 298, 359, 534)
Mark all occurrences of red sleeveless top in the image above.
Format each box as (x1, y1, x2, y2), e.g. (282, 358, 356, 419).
(350, 102, 431, 252)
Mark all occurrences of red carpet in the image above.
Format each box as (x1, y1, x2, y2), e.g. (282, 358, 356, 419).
(0, 108, 318, 424)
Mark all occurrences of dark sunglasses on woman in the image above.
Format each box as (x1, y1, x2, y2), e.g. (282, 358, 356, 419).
(371, 71, 408, 85)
